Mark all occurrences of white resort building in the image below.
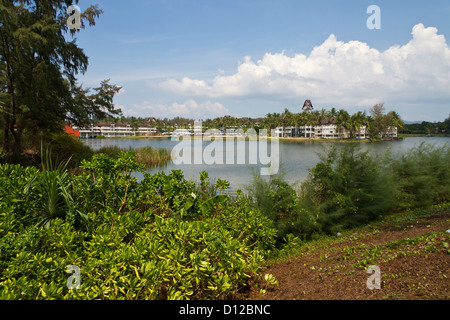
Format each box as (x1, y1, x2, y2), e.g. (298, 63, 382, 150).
(274, 100, 398, 140)
(274, 121, 397, 140)
(72, 101, 398, 140)
(75, 122, 158, 139)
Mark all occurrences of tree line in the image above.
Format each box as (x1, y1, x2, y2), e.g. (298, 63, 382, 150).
(102, 103, 405, 140)
(259, 103, 404, 139)
(399, 115, 450, 135)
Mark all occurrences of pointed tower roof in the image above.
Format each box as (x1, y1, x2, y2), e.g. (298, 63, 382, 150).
(302, 100, 314, 112)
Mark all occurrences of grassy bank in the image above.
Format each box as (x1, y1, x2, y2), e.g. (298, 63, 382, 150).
(247, 142, 449, 244)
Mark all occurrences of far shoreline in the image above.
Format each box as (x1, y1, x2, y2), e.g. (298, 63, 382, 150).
(91, 135, 408, 143)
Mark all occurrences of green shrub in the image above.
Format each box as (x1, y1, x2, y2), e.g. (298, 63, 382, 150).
(247, 145, 396, 240)
(0, 164, 40, 235)
(246, 173, 302, 243)
(301, 144, 396, 235)
(248, 142, 449, 243)
(0, 151, 276, 300)
(40, 133, 94, 168)
(391, 142, 450, 209)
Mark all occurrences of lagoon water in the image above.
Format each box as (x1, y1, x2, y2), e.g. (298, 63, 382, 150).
(82, 137, 449, 191)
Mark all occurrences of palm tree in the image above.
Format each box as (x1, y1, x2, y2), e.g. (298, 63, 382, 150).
(387, 111, 404, 129)
(303, 111, 317, 138)
(281, 108, 294, 137)
(295, 112, 306, 127)
(350, 111, 366, 138)
(330, 107, 337, 118)
(385, 111, 404, 137)
(263, 113, 276, 130)
(319, 108, 327, 123)
(335, 109, 351, 139)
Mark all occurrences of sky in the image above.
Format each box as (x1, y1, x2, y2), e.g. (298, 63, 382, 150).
(73, 0, 450, 122)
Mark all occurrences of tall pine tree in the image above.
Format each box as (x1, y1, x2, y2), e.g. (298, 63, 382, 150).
(0, 0, 121, 156)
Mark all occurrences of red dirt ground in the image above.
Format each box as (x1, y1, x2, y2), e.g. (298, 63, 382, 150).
(244, 210, 450, 300)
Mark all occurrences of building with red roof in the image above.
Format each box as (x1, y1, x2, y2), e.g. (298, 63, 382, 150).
(64, 126, 81, 138)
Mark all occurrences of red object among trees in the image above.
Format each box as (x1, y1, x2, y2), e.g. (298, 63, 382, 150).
(64, 126, 81, 138)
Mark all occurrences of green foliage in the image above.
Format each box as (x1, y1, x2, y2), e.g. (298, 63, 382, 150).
(246, 174, 302, 242)
(390, 142, 450, 209)
(40, 133, 94, 168)
(0, 1, 121, 157)
(0, 163, 40, 235)
(0, 151, 276, 300)
(1, 140, 447, 300)
(96, 145, 171, 167)
(301, 145, 395, 234)
(400, 115, 450, 135)
(248, 142, 449, 243)
(80, 152, 145, 214)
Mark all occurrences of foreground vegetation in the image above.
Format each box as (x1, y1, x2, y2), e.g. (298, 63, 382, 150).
(0, 152, 275, 299)
(248, 142, 449, 245)
(0, 142, 448, 300)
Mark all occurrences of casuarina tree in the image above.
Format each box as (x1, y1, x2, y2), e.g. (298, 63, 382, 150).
(0, 0, 122, 156)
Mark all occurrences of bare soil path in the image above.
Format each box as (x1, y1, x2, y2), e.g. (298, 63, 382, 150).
(245, 209, 450, 300)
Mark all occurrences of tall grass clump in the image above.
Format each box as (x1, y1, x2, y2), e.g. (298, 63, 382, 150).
(96, 145, 171, 167)
(23, 147, 91, 231)
(134, 146, 171, 167)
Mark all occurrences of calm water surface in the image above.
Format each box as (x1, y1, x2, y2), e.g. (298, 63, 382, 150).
(82, 137, 449, 191)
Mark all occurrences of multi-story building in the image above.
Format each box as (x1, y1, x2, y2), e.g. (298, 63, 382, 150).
(136, 126, 158, 136)
(75, 122, 135, 138)
(275, 122, 396, 140)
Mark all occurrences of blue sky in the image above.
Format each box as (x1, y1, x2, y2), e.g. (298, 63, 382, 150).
(74, 0, 450, 122)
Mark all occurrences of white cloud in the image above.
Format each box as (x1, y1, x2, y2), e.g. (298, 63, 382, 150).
(124, 99, 230, 119)
(156, 24, 450, 107)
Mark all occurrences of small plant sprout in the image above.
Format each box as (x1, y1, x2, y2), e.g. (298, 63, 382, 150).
(259, 273, 279, 295)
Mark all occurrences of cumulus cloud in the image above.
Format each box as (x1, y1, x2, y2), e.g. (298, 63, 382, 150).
(124, 99, 230, 119)
(156, 24, 450, 107)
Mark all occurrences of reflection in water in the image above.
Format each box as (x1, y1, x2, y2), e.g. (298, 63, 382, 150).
(82, 137, 449, 191)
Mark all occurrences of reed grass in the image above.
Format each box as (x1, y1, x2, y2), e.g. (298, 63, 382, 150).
(96, 145, 171, 167)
